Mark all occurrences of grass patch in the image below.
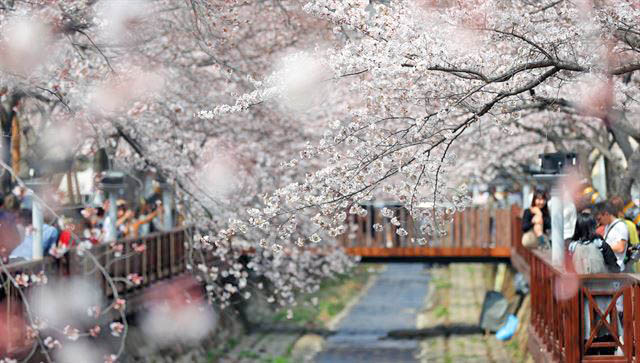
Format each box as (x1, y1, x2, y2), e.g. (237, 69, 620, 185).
(262, 356, 290, 363)
(434, 306, 449, 319)
(207, 337, 240, 362)
(238, 350, 261, 359)
(272, 264, 380, 327)
(506, 339, 524, 361)
(432, 277, 452, 290)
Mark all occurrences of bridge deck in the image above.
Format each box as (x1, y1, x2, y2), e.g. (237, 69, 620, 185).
(345, 247, 511, 263)
(341, 206, 514, 260)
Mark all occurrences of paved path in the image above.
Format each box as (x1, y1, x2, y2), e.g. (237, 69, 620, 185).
(315, 263, 430, 363)
(416, 264, 512, 363)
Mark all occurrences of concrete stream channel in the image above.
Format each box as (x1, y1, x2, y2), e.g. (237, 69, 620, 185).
(314, 263, 431, 362)
(219, 263, 513, 362)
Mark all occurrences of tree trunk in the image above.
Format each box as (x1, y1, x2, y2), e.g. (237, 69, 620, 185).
(605, 157, 629, 198)
(620, 149, 640, 198)
(0, 92, 22, 193)
(11, 114, 20, 182)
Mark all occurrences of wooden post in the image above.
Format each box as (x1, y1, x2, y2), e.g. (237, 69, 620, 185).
(374, 207, 383, 248)
(623, 285, 633, 358)
(469, 208, 477, 248)
(481, 209, 491, 247)
(461, 210, 468, 248)
(156, 235, 162, 279)
(170, 230, 176, 275)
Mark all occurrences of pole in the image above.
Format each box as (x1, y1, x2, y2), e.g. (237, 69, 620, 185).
(107, 192, 117, 242)
(163, 187, 173, 230)
(522, 184, 531, 209)
(550, 184, 565, 267)
(31, 199, 43, 260)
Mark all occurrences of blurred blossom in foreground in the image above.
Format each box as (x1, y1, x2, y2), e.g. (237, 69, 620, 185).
(54, 341, 104, 363)
(0, 302, 27, 353)
(0, 16, 53, 75)
(575, 75, 613, 119)
(141, 278, 217, 347)
(29, 277, 103, 328)
(88, 71, 164, 116)
(96, 0, 150, 44)
(196, 153, 239, 199)
(40, 121, 80, 161)
(554, 273, 579, 301)
(270, 52, 330, 111)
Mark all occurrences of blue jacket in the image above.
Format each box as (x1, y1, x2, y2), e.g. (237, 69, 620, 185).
(10, 224, 59, 260)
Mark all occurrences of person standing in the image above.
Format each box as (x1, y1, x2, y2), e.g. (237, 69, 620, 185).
(594, 202, 630, 272)
(568, 212, 620, 354)
(9, 209, 59, 261)
(521, 190, 551, 248)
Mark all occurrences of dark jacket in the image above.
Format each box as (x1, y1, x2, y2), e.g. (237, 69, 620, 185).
(522, 208, 551, 233)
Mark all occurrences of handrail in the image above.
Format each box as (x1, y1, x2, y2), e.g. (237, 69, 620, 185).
(528, 247, 640, 361)
(340, 205, 513, 257)
(0, 226, 194, 356)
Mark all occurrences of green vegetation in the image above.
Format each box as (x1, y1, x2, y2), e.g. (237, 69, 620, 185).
(434, 306, 449, 318)
(506, 339, 524, 361)
(207, 337, 239, 362)
(273, 264, 380, 327)
(210, 264, 381, 362)
(238, 350, 261, 359)
(432, 277, 453, 290)
(444, 353, 453, 363)
(262, 356, 290, 363)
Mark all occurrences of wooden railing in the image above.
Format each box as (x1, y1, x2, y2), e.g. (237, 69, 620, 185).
(3, 205, 640, 362)
(509, 205, 640, 362)
(528, 250, 640, 362)
(509, 205, 533, 281)
(0, 226, 194, 356)
(340, 204, 512, 258)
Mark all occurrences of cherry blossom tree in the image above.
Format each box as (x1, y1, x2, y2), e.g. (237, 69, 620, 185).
(3, 0, 640, 361)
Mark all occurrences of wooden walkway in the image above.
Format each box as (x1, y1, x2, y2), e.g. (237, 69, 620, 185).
(3, 205, 640, 361)
(1, 227, 196, 357)
(340, 205, 512, 261)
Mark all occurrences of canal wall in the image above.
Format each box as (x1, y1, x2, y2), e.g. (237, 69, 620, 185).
(485, 263, 533, 363)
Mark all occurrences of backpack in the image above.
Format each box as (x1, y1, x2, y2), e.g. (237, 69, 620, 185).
(598, 240, 620, 273)
(604, 220, 628, 269)
(571, 240, 608, 274)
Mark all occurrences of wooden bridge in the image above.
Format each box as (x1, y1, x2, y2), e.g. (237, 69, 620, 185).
(3, 206, 640, 361)
(340, 204, 513, 262)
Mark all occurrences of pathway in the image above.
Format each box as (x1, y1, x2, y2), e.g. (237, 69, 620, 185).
(315, 263, 430, 363)
(416, 264, 512, 362)
(314, 263, 512, 363)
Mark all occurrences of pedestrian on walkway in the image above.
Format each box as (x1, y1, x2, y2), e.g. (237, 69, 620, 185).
(9, 209, 59, 261)
(594, 202, 630, 272)
(568, 212, 620, 355)
(521, 190, 550, 249)
(610, 196, 640, 272)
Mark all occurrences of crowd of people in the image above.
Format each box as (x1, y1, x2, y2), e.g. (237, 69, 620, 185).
(0, 190, 166, 263)
(521, 184, 639, 273)
(520, 183, 640, 355)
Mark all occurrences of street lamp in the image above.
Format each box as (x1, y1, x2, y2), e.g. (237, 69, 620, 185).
(100, 171, 126, 242)
(532, 152, 577, 267)
(23, 177, 49, 260)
